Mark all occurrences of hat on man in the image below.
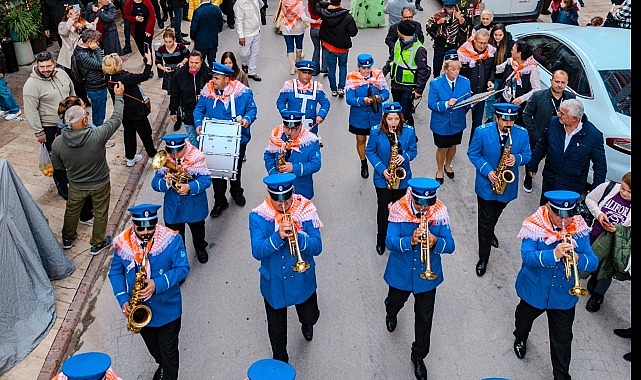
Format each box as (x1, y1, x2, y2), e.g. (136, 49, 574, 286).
(128, 203, 162, 227)
(494, 103, 520, 121)
(408, 178, 441, 206)
(263, 173, 296, 202)
(397, 19, 416, 36)
(281, 110, 305, 127)
(444, 49, 458, 61)
(162, 133, 189, 153)
(382, 102, 403, 114)
(61, 352, 112, 380)
(357, 53, 374, 68)
(247, 358, 296, 380)
(295, 60, 317, 72)
(442, 0, 458, 6)
(211, 62, 235, 77)
(545, 190, 580, 218)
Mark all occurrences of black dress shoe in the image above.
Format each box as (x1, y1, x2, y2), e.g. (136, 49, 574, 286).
(248, 74, 262, 81)
(435, 176, 444, 185)
(181, 33, 188, 37)
(210, 202, 229, 217)
(411, 353, 428, 380)
(158, 20, 165, 29)
(122, 46, 133, 55)
(476, 259, 488, 277)
(178, 39, 191, 45)
(585, 292, 604, 312)
(361, 165, 369, 179)
(233, 194, 246, 206)
(415, 4, 424, 11)
(623, 352, 631, 362)
(173, 121, 182, 131)
(376, 244, 385, 255)
(491, 234, 499, 248)
(444, 167, 454, 179)
(385, 314, 397, 332)
(196, 248, 209, 263)
(301, 324, 313, 341)
(614, 327, 632, 339)
(514, 339, 527, 359)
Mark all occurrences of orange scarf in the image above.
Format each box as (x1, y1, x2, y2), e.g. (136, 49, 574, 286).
(517, 206, 590, 245)
(113, 224, 177, 264)
(457, 38, 496, 68)
(201, 79, 249, 108)
(252, 194, 323, 230)
(265, 125, 320, 154)
(388, 189, 450, 226)
(509, 56, 538, 85)
(345, 68, 388, 91)
(282, 0, 305, 32)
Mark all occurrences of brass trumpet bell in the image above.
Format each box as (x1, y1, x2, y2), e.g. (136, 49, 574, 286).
(151, 150, 194, 191)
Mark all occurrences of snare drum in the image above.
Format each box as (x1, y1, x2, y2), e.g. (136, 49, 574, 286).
(198, 118, 242, 180)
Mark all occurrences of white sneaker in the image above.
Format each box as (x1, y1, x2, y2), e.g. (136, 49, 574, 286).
(4, 109, 21, 120)
(0, 110, 8, 117)
(79, 217, 94, 226)
(126, 154, 143, 167)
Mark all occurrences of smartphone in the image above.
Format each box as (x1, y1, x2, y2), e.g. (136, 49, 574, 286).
(144, 42, 150, 54)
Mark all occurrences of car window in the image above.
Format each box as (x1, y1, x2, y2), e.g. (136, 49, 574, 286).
(601, 70, 631, 116)
(524, 35, 591, 98)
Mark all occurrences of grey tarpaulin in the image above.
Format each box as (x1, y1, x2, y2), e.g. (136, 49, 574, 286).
(0, 159, 76, 375)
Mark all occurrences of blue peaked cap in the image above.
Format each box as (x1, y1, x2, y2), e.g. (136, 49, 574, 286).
(382, 102, 403, 114)
(494, 103, 520, 120)
(357, 53, 374, 67)
(281, 110, 305, 125)
(61, 352, 112, 380)
(409, 178, 440, 206)
(211, 62, 235, 76)
(263, 173, 297, 201)
(295, 60, 317, 71)
(247, 358, 296, 380)
(162, 133, 188, 153)
(545, 190, 580, 218)
(128, 203, 162, 227)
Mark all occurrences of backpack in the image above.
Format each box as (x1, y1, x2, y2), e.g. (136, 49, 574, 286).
(70, 50, 85, 83)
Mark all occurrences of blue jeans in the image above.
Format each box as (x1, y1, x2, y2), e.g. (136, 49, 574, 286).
(184, 124, 199, 148)
(172, 7, 184, 37)
(283, 34, 304, 53)
(0, 77, 20, 113)
(86, 88, 108, 126)
(123, 19, 131, 47)
(324, 47, 348, 92)
(309, 28, 326, 73)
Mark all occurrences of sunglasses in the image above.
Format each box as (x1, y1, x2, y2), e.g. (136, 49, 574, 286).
(283, 123, 302, 130)
(135, 225, 156, 232)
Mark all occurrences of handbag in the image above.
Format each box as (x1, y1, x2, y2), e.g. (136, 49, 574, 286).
(122, 87, 152, 114)
(274, 0, 284, 33)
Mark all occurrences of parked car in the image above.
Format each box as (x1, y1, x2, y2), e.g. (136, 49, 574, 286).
(507, 23, 631, 184)
(484, 0, 543, 24)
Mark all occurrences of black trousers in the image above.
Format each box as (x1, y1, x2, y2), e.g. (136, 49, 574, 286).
(165, 220, 207, 252)
(122, 119, 158, 159)
(264, 291, 320, 363)
(476, 196, 508, 261)
(385, 286, 436, 359)
(220, 0, 236, 27)
(375, 187, 406, 247)
(212, 142, 246, 204)
(514, 299, 574, 380)
(391, 88, 415, 127)
(140, 317, 182, 380)
(433, 44, 457, 78)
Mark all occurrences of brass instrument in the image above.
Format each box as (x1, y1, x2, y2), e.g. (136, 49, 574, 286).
(386, 131, 406, 190)
(277, 138, 292, 173)
(492, 129, 515, 195)
(419, 212, 438, 280)
(561, 223, 589, 297)
(151, 150, 194, 191)
(282, 204, 310, 273)
(127, 239, 153, 333)
(367, 86, 380, 114)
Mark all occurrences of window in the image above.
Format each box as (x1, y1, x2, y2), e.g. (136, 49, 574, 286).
(601, 70, 632, 116)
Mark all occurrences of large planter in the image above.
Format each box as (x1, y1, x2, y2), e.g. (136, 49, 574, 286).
(30, 36, 47, 55)
(13, 40, 34, 66)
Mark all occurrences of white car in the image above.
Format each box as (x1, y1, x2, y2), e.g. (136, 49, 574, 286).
(507, 23, 631, 183)
(484, 0, 543, 24)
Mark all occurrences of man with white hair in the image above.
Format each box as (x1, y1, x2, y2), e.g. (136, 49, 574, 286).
(51, 82, 126, 255)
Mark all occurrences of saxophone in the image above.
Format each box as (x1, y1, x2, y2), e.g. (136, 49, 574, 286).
(127, 238, 153, 334)
(277, 138, 292, 172)
(492, 129, 515, 195)
(386, 131, 406, 190)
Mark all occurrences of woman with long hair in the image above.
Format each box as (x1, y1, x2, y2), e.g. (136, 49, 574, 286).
(155, 27, 190, 130)
(221, 51, 249, 87)
(484, 23, 514, 121)
(366, 102, 417, 255)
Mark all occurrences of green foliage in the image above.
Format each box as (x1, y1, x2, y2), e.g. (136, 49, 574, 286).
(3, 0, 43, 42)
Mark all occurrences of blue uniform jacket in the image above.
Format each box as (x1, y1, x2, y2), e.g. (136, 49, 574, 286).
(276, 80, 331, 135)
(365, 124, 417, 189)
(108, 231, 190, 327)
(384, 219, 455, 294)
(151, 169, 211, 224)
(516, 225, 598, 310)
(249, 212, 322, 309)
(193, 86, 258, 144)
(345, 83, 390, 130)
(467, 122, 532, 202)
(264, 132, 322, 200)
(427, 73, 472, 136)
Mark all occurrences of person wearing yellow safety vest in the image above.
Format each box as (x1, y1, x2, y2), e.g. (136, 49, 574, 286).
(382, 19, 431, 127)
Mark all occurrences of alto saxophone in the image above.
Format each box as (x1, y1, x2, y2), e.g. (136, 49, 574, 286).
(277, 138, 292, 172)
(492, 129, 515, 195)
(127, 238, 153, 333)
(386, 131, 406, 190)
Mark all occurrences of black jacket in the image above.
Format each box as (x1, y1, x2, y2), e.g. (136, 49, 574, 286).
(315, 2, 358, 49)
(105, 64, 153, 120)
(168, 64, 212, 125)
(459, 51, 495, 96)
(73, 45, 107, 90)
(522, 88, 576, 146)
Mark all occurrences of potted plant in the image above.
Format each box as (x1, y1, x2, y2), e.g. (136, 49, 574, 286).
(3, 0, 41, 65)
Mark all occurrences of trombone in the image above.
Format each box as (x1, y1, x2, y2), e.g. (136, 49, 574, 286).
(561, 222, 589, 297)
(282, 204, 310, 273)
(419, 212, 438, 280)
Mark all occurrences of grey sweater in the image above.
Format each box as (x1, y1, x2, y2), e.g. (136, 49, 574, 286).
(51, 95, 124, 190)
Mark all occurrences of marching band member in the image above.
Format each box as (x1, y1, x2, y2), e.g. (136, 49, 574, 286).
(264, 110, 322, 200)
(345, 53, 390, 179)
(108, 204, 190, 380)
(512, 190, 597, 379)
(194, 62, 258, 218)
(151, 133, 212, 263)
(467, 103, 531, 276)
(276, 60, 331, 137)
(383, 178, 455, 380)
(249, 173, 323, 364)
(366, 102, 417, 255)
(52, 351, 122, 380)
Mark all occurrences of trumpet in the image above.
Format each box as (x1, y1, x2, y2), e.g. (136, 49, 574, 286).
(561, 223, 589, 297)
(127, 238, 153, 333)
(277, 138, 292, 172)
(419, 212, 438, 280)
(151, 150, 194, 191)
(282, 204, 310, 273)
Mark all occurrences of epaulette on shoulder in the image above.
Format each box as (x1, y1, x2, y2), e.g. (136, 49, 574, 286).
(512, 124, 528, 132)
(405, 124, 415, 130)
(371, 124, 380, 130)
(477, 122, 493, 130)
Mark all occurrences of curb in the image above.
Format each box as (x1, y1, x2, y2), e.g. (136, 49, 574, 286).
(37, 95, 171, 380)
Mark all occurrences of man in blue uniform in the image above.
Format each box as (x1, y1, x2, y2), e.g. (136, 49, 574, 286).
(264, 110, 322, 200)
(108, 203, 190, 380)
(383, 178, 455, 380)
(194, 62, 258, 217)
(467, 103, 531, 276)
(151, 134, 212, 263)
(513, 190, 598, 380)
(249, 173, 323, 364)
(276, 60, 331, 137)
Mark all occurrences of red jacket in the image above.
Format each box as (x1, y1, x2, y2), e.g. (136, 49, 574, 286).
(122, 0, 156, 36)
